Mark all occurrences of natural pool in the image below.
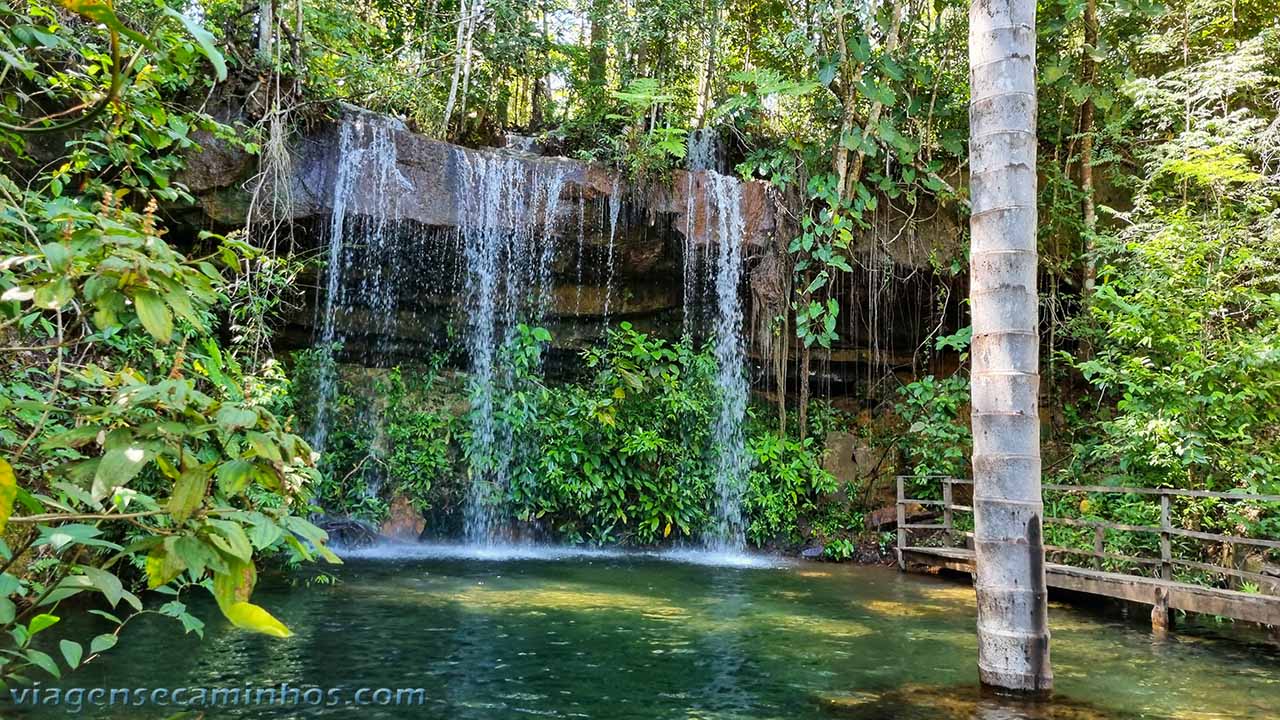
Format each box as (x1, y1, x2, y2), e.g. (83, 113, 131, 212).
(9, 546, 1278, 719)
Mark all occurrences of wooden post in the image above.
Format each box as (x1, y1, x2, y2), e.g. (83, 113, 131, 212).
(1159, 493, 1172, 582)
(1093, 526, 1105, 570)
(1152, 586, 1171, 637)
(1155, 492, 1173, 634)
(896, 476, 906, 570)
(943, 478, 955, 546)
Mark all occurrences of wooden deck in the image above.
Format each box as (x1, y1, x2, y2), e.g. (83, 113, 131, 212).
(894, 477, 1280, 630)
(900, 545, 1280, 626)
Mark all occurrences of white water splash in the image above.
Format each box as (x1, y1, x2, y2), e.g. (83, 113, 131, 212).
(337, 542, 787, 569)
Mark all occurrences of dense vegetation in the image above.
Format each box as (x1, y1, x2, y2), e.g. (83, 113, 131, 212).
(0, 0, 1277, 689)
(301, 324, 839, 547)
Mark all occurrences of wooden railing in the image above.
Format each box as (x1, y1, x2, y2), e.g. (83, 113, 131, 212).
(895, 476, 1280, 589)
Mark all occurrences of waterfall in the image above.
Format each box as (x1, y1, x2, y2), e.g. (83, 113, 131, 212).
(682, 128, 719, 338)
(687, 128, 719, 173)
(601, 179, 622, 324)
(310, 116, 409, 458)
(703, 172, 749, 551)
(452, 149, 570, 544)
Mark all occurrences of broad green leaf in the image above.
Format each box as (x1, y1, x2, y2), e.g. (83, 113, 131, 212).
(215, 405, 258, 431)
(24, 648, 60, 678)
(92, 445, 148, 501)
(215, 459, 255, 495)
(80, 566, 123, 608)
(167, 467, 209, 523)
(59, 639, 82, 669)
(162, 7, 227, 78)
(145, 540, 187, 588)
(221, 602, 292, 638)
(207, 520, 252, 563)
(90, 634, 118, 654)
(28, 613, 60, 636)
(39, 524, 120, 552)
(132, 289, 173, 344)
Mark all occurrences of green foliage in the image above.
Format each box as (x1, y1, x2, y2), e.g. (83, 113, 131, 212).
(308, 323, 838, 549)
(890, 329, 972, 498)
(790, 174, 856, 350)
(293, 353, 463, 524)
(0, 0, 331, 687)
(744, 432, 836, 546)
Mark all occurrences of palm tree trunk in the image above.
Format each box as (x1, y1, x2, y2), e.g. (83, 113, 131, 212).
(968, 0, 1052, 694)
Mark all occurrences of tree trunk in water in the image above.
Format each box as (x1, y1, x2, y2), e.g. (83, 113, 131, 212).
(1079, 0, 1098, 302)
(968, 0, 1052, 694)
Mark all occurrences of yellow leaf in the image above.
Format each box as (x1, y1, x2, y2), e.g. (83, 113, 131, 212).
(613, 387, 626, 399)
(0, 458, 15, 533)
(1079, 498, 1092, 513)
(663, 522, 672, 538)
(222, 602, 292, 638)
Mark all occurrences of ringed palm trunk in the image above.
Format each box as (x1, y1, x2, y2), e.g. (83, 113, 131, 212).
(968, 0, 1052, 694)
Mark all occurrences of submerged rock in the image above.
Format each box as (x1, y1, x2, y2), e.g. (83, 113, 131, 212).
(815, 684, 1132, 720)
(801, 545, 826, 560)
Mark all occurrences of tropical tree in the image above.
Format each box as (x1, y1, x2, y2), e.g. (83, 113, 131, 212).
(967, 0, 1052, 693)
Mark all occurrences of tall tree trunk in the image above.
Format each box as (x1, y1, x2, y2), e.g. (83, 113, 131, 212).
(695, 2, 719, 127)
(588, 0, 608, 88)
(441, 0, 472, 135)
(1079, 0, 1098, 301)
(797, 336, 811, 438)
(968, 0, 1052, 694)
(257, 0, 275, 63)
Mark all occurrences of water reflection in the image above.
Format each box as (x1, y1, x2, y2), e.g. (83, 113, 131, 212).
(9, 557, 1277, 720)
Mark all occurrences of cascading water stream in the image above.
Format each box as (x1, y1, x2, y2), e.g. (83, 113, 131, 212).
(681, 129, 749, 550)
(703, 172, 749, 551)
(453, 149, 569, 544)
(310, 116, 409, 462)
(601, 179, 622, 325)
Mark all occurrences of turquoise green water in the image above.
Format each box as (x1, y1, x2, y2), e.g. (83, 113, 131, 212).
(7, 546, 1278, 719)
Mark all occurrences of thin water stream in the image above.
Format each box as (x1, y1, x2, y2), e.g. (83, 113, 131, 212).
(15, 555, 1278, 719)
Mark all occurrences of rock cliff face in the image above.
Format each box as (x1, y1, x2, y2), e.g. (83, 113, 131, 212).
(181, 106, 967, 398)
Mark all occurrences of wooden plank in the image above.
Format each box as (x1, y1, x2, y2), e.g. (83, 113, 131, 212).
(1043, 483, 1280, 503)
(901, 546, 1280, 626)
(1172, 558, 1280, 587)
(896, 477, 906, 570)
(908, 476, 1280, 502)
(1042, 544, 1162, 567)
(1045, 516, 1280, 550)
(1167, 526, 1280, 550)
(902, 523, 949, 530)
